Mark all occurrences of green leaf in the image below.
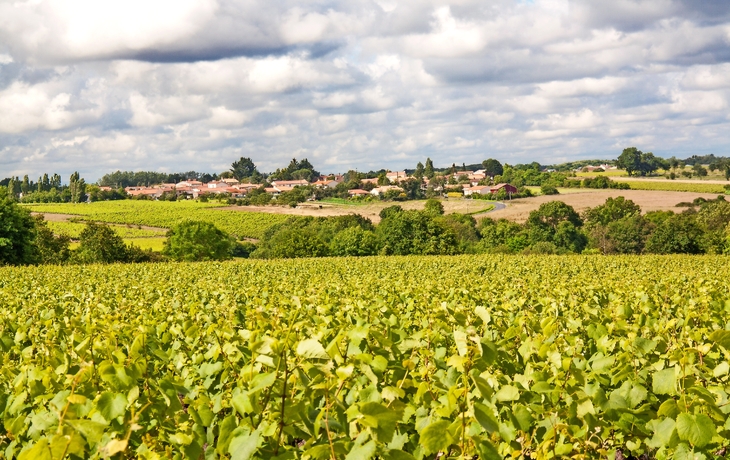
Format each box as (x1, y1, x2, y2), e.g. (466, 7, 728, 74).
(652, 368, 677, 395)
(476, 439, 501, 460)
(229, 428, 262, 460)
(657, 399, 679, 418)
(709, 330, 730, 349)
(647, 418, 676, 449)
(96, 392, 127, 422)
(471, 375, 493, 398)
(676, 413, 716, 448)
(359, 402, 402, 443)
(18, 438, 52, 460)
(454, 330, 468, 357)
(344, 440, 377, 460)
(473, 403, 499, 433)
(495, 385, 520, 402)
(420, 420, 452, 455)
(67, 420, 107, 445)
(383, 449, 416, 460)
(296, 338, 329, 359)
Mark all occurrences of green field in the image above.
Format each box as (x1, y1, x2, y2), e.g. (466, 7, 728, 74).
(1, 255, 729, 458)
(26, 201, 290, 239)
(46, 221, 167, 239)
(624, 180, 728, 194)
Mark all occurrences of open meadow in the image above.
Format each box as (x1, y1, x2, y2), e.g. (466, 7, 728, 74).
(1, 255, 729, 458)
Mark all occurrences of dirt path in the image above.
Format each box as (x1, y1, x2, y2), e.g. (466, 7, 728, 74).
(484, 189, 722, 223)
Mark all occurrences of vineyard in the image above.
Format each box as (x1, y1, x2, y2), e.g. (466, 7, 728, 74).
(624, 181, 727, 194)
(46, 222, 166, 240)
(1, 255, 730, 459)
(25, 202, 290, 239)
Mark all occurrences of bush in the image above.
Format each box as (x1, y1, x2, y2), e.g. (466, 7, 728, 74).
(330, 227, 380, 256)
(541, 184, 559, 195)
(73, 222, 132, 264)
(163, 220, 234, 261)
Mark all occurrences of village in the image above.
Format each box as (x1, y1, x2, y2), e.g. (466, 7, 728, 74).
(120, 168, 519, 201)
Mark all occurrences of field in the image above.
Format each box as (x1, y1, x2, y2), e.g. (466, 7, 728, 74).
(46, 221, 167, 239)
(622, 180, 728, 194)
(1, 255, 729, 459)
(487, 189, 724, 223)
(25, 201, 290, 239)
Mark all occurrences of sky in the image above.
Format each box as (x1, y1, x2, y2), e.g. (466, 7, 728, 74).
(1, 0, 730, 181)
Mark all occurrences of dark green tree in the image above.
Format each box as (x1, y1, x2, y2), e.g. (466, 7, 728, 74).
(330, 227, 380, 256)
(73, 222, 130, 263)
(482, 159, 504, 177)
(423, 198, 445, 216)
(33, 215, 71, 264)
(424, 158, 435, 179)
(230, 157, 258, 181)
(0, 188, 38, 265)
(163, 220, 234, 261)
(645, 212, 704, 254)
(616, 147, 642, 176)
(584, 197, 641, 227)
(414, 162, 424, 180)
(376, 210, 458, 255)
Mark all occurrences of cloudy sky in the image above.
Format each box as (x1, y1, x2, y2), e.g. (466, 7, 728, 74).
(1, 0, 730, 181)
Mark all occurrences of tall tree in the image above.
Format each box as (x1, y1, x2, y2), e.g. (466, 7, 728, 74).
(414, 162, 424, 180)
(69, 172, 86, 203)
(21, 175, 30, 194)
(230, 157, 258, 181)
(424, 158, 435, 179)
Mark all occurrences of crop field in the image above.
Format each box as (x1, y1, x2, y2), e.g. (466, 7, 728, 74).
(1, 255, 729, 459)
(623, 181, 727, 194)
(46, 221, 167, 239)
(25, 201, 290, 239)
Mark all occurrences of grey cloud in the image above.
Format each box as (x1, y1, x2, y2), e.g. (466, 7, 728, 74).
(1, 1, 730, 180)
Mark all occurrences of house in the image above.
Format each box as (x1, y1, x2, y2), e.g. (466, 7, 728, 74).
(490, 183, 518, 195)
(348, 189, 370, 197)
(221, 178, 240, 185)
(206, 181, 229, 189)
(371, 185, 403, 196)
(176, 180, 203, 188)
(312, 179, 340, 189)
(124, 186, 165, 199)
(385, 171, 408, 182)
(361, 178, 379, 185)
(269, 180, 309, 192)
(463, 186, 491, 196)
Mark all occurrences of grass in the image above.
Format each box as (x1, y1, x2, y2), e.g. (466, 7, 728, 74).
(47, 221, 166, 239)
(575, 170, 627, 177)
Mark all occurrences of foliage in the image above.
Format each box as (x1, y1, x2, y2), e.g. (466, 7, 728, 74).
(163, 220, 234, 262)
(482, 158, 503, 177)
(73, 222, 136, 263)
(230, 157, 259, 181)
(329, 226, 380, 256)
(540, 184, 559, 195)
(584, 196, 642, 227)
(645, 211, 705, 254)
(616, 147, 667, 176)
(2, 256, 730, 458)
(33, 215, 71, 264)
(0, 188, 38, 265)
(423, 198, 444, 216)
(376, 210, 458, 255)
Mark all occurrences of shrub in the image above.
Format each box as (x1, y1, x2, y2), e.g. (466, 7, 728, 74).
(163, 220, 234, 262)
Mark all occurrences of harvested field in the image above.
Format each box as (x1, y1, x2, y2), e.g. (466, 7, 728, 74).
(483, 189, 722, 223)
(222, 199, 495, 223)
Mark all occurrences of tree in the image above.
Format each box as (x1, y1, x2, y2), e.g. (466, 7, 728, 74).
(230, 157, 258, 181)
(584, 197, 641, 227)
(69, 172, 86, 203)
(163, 220, 234, 262)
(21, 175, 30, 194)
(424, 158, 435, 179)
(616, 147, 643, 176)
(330, 227, 380, 256)
(423, 198, 444, 216)
(645, 212, 704, 254)
(73, 222, 130, 263)
(414, 162, 425, 180)
(0, 188, 38, 265)
(376, 210, 458, 255)
(482, 159, 503, 177)
(33, 215, 71, 264)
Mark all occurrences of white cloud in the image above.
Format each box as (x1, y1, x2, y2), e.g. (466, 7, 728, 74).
(2, 0, 730, 180)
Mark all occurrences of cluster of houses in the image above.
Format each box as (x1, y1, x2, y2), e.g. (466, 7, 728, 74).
(118, 169, 517, 200)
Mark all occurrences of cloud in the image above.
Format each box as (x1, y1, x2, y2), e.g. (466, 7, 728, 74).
(1, 0, 730, 180)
